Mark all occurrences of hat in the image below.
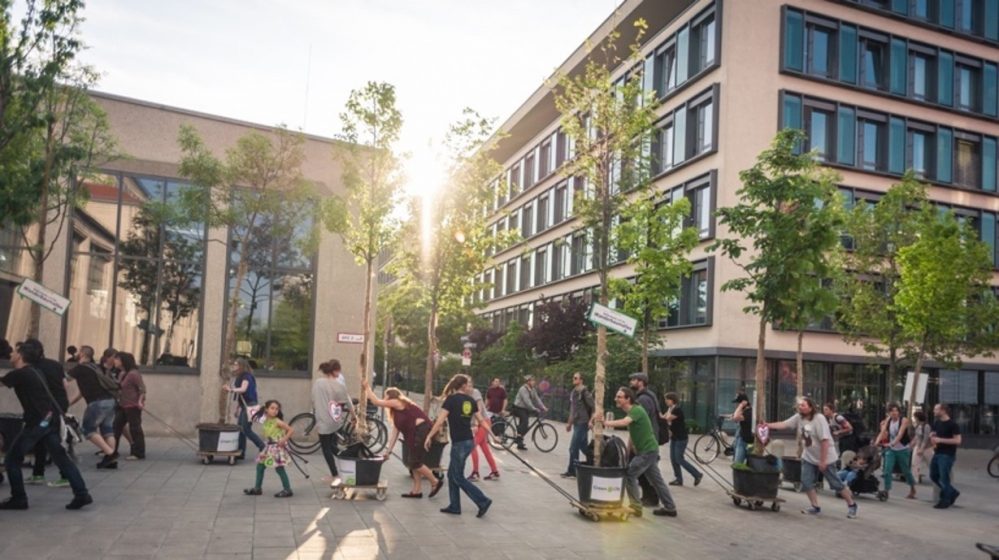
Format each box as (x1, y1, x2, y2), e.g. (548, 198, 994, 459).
(629, 372, 649, 384)
(524, 374, 535, 382)
(732, 393, 749, 404)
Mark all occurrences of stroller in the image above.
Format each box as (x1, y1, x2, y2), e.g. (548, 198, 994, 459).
(841, 445, 888, 501)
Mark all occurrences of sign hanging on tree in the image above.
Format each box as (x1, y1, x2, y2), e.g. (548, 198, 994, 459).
(587, 303, 637, 337)
(16, 279, 70, 316)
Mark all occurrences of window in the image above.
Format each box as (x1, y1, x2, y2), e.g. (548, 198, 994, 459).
(659, 260, 711, 328)
(570, 234, 586, 276)
(806, 106, 834, 160)
(860, 33, 888, 90)
(909, 50, 932, 100)
(483, 270, 493, 302)
(536, 194, 550, 233)
(956, 62, 979, 111)
(539, 140, 552, 179)
(505, 260, 517, 295)
(520, 255, 531, 290)
(695, 101, 714, 154)
(859, 116, 886, 171)
(65, 173, 206, 370)
(655, 122, 675, 174)
(692, 13, 717, 73)
(908, 128, 933, 177)
(806, 21, 836, 77)
(555, 131, 568, 168)
(957, 0, 982, 34)
(553, 183, 568, 224)
(534, 248, 548, 287)
(684, 176, 714, 239)
(661, 44, 677, 92)
(510, 164, 521, 195)
(954, 135, 981, 188)
(911, 0, 931, 19)
(521, 204, 534, 238)
(524, 152, 536, 189)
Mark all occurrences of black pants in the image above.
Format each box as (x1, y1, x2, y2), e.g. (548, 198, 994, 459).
(639, 473, 660, 506)
(510, 406, 531, 439)
(6, 425, 88, 500)
(319, 432, 340, 477)
(31, 440, 68, 479)
(113, 407, 145, 458)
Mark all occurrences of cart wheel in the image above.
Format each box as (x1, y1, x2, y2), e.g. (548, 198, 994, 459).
(878, 491, 888, 502)
(376, 488, 387, 501)
(732, 497, 742, 506)
(793, 482, 801, 492)
(771, 502, 780, 512)
(228, 456, 237, 465)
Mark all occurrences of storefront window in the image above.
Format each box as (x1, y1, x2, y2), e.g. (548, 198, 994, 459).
(939, 369, 979, 435)
(717, 357, 772, 431)
(775, 361, 829, 421)
(833, 363, 883, 433)
(983, 372, 999, 436)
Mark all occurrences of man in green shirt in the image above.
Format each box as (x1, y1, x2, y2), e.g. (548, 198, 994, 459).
(603, 387, 677, 518)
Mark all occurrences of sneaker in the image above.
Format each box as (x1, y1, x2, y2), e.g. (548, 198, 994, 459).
(47, 479, 70, 488)
(516, 445, 528, 451)
(653, 507, 677, 517)
(484, 472, 500, 481)
(274, 489, 293, 498)
(630, 505, 643, 518)
(559, 472, 575, 479)
(96, 453, 119, 469)
(694, 475, 703, 487)
(125, 455, 142, 461)
(933, 501, 951, 509)
(468, 472, 480, 482)
(847, 504, 858, 519)
(26, 475, 46, 485)
(951, 490, 961, 504)
(801, 506, 821, 515)
(0, 498, 28, 510)
(439, 507, 460, 515)
(668, 480, 683, 486)
(243, 487, 262, 496)
(65, 494, 93, 510)
(476, 498, 492, 518)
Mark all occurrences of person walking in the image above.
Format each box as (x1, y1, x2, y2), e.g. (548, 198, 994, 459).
(602, 387, 677, 518)
(363, 380, 443, 498)
(425, 374, 492, 517)
(911, 410, 933, 484)
(560, 372, 594, 479)
(662, 392, 702, 487)
(730, 390, 752, 465)
(485, 378, 507, 417)
(224, 358, 265, 460)
(468, 377, 499, 481)
(929, 403, 961, 509)
(766, 397, 858, 518)
(66, 346, 118, 463)
(311, 359, 353, 478)
(629, 373, 664, 506)
(511, 375, 546, 450)
(243, 400, 294, 498)
(872, 403, 917, 499)
(822, 402, 854, 458)
(111, 352, 145, 461)
(0, 339, 92, 510)
(24, 340, 75, 483)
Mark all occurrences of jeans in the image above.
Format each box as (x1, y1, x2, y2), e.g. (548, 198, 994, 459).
(733, 433, 748, 465)
(31, 440, 69, 479)
(801, 460, 844, 493)
(81, 399, 116, 438)
(669, 439, 702, 483)
(319, 432, 340, 477)
(624, 451, 676, 511)
(446, 439, 489, 512)
(5, 424, 88, 501)
(237, 405, 265, 455)
(882, 447, 915, 491)
(838, 469, 858, 485)
(566, 423, 588, 475)
(113, 406, 146, 458)
(930, 453, 958, 505)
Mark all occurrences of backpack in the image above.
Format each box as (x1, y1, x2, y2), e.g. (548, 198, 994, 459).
(842, 411, 866, 436)
(637, 389, 669, 446)
(580, 388, 594, 418)
(88, 363, 121, 401)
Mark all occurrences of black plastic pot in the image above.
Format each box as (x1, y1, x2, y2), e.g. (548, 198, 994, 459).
(195, 423, 241, 453)
(576, 465, 627, 506)
(335, 456, 386, 486)
(732, 466, 780, 499)
(782, 456, 802, 483)
(745, 454, 781, 473)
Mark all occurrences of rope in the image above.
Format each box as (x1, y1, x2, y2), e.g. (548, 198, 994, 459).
(141, 407, 201, 453)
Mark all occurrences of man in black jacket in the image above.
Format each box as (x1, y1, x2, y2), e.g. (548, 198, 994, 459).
(629, 373, 663, 507)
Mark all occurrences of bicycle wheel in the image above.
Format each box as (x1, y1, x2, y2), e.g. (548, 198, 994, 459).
(532, 422, 559, 453)
(988, 454, 999, 478)
(288, 412, 321, 454)
(361, 418, 387, 455)
(693, 433, 720, 464)
(488, 417, 508, 450)
(502, 418, 519, 449)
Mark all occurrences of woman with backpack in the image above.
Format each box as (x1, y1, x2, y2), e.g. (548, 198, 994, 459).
(873, 403, 916, 499)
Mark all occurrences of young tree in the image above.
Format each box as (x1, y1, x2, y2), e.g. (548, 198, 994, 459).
(177, 125, 316, 421)
(323, 82, 404, 428)
(552, 19, 658, 463)
(16, 68, 117, 337)
(610, 196, 698, 374)
(0, 0, 86, 227)
(836, 176, 928, 399)
(895, 206, 998, 415)
(390, 109, 503, 411)
(710, 129, 842, 449)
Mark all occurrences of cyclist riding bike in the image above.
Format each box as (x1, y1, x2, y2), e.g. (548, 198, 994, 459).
(511, 375, 546, 451)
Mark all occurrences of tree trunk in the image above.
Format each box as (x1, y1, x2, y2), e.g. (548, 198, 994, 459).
(423, 305, 439, 412)
(220, 254, 251, 422)
(753, 314, 768, 454)
(795, 329, 804, 458)
(356, 257, 375, 435)
(592, 323, 607, 466)
(26, 188, 50, 339)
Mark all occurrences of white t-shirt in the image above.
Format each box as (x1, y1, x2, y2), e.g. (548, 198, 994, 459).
(784, 413, 833, 466)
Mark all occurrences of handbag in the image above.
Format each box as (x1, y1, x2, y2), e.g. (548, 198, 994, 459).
(30, 368, 83, 447)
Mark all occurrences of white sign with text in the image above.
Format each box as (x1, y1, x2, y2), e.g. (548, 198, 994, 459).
(16, 278, 70, 316)
(588, 303, 637, 337)
(337, 333, 365, 344)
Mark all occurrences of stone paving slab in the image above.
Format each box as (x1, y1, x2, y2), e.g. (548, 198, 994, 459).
(0, 426, 996, 559)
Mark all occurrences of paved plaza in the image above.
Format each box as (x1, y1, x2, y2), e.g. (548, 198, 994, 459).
(0, 422, 996, 560)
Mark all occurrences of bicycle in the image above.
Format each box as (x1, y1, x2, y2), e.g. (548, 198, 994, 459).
(693, 415, 737, 464)
(492, 409, 559, 453)
(288, 408, 387, 455)
(988, 445, 999, 479)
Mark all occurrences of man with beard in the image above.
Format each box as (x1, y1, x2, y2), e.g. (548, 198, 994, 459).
(629, 373, 663, 506)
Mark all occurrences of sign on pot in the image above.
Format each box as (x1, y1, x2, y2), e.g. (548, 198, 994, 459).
(336, 457, 358, 486)
(217, 430, 240, 452)
(589, 475, 623, 502)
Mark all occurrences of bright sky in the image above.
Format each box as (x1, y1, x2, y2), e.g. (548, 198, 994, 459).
(73, 0, 623, 196)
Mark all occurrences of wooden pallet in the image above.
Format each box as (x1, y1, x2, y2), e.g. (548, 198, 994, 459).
(727, 491, 785, 512)
(330, 478, 388, 501)
(197, 450, 240, 465)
